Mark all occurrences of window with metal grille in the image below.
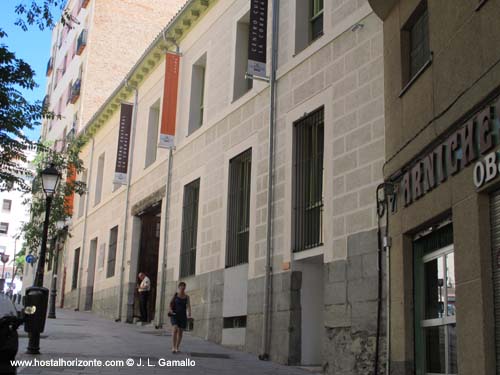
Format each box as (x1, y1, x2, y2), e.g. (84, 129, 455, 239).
(180, 179, 200, 277)
(226, 149, 252, 268)
(107, 226, 118, 278)
(72, 248, 80, 290)
(293, 107, 324, 252)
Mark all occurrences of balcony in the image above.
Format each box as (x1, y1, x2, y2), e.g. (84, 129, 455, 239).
(46, 57, 53, 76)
(42, 95, 50, 111)
(70, 79, 81, 104)
(81, 0, 90, 9)
(76, 30, 87, 55)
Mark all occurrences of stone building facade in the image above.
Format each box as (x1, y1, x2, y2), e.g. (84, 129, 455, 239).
(62, 0, 386, 372)
(370, 0, 500, 374)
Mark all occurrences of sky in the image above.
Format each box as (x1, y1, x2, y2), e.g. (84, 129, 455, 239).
(0, 1, 62, 141)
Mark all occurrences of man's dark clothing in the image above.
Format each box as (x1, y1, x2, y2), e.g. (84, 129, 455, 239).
(139, 291, 149, 322)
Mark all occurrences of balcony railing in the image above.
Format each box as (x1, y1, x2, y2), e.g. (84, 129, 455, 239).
(46, 58, 53, 76)
(70, 79, 81, 104)
(76, 30, 87, 55)
(42, 95, 50, 111)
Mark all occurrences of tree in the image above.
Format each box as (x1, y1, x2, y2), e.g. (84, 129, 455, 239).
(20, 136, 87, 260)
(0, 29, 42, 192)
(1, 1, 71, 193)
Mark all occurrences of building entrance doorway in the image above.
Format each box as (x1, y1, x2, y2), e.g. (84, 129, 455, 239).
(297, 255, 324, 366)
(134, 204, 161, 322)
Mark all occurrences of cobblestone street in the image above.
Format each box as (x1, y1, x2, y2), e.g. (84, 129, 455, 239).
(15, 309, 320, 375)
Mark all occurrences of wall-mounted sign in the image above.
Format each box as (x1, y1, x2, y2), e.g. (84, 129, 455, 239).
(159, 52, 180, 149)
(113, 103, 134, 185)
(247, 0, 268, 78)
(25, 254, 36, 264)
(395, 96, 500, 209)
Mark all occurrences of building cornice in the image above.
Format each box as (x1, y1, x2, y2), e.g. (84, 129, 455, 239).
(78, 0, 217, 145)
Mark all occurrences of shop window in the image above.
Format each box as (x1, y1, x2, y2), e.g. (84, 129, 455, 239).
(72, 247, 80, 290)
(414, 224, 457, 375)
(293, 107, 324, 252)
(0, 222, 9, 235)
(401, 1, 431, 87)
(226, 149, 252, 268)
(107, 226, 118, 278)
(94, 153, 105, 206)
(295, 0, 324, 54)
(188, 53, 207, 135)
(145, 99, 161, 168)
(233, 11, 253, 101)
(2, 199, 12, 212)
(179, 179, 200, 277)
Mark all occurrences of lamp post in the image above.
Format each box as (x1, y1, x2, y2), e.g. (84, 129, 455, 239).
(48, 220, 66, 319)
(27, 163, 61, 354)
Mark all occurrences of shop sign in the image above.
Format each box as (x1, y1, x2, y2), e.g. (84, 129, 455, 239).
(397, 97, 499, 209)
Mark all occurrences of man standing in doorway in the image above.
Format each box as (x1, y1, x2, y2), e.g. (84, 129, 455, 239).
(137, 272, 151, 322)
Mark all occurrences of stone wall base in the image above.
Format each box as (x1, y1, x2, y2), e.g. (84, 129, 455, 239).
(323, 228, 387, 374)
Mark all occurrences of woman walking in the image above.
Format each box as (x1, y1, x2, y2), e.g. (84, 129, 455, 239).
(169, 282, 191, 353)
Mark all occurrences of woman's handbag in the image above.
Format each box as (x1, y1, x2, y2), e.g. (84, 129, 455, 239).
(167, 293, 177, 317)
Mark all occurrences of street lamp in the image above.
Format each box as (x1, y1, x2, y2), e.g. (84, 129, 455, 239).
(27, 164, 61, 354)
(48, 220, 66, 319)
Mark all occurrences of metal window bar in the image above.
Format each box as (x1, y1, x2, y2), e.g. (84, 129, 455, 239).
(226, 149, 252, 267)
(72, 248, 80, 290)
(107, 226, 118, 278)
(293, 108, 324, 252)
(180, 179, 200, 277)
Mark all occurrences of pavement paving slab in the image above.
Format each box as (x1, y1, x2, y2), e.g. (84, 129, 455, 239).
(13, 308, 321, 375)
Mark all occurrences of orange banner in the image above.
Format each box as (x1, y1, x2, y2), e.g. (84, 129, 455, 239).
(159, 52, 180, 149)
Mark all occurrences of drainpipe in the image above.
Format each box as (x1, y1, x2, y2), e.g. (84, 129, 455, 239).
(116, 82, 139, 322)
(375, 183, 393, 375)
(260, 0, 279, 361)
(76, 136, 94, 311)
(384, 204, 391, 375)
(156, 32, 179, 328)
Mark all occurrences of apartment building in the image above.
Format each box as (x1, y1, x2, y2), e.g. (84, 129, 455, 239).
(369, 1, 500, 374)
(63, 0, 386, 371)
(41, 0, 185, 148)
(0, 151, 35, 293)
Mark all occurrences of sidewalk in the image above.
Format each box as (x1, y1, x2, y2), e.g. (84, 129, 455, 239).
(15, 308, 320, 374)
